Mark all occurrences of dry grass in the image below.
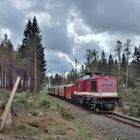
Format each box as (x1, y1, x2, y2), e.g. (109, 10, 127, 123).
(0, 91, 96, 140)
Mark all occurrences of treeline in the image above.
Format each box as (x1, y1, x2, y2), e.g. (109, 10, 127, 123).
(49, 39, 140, 90)
(0, 16, 46, 92)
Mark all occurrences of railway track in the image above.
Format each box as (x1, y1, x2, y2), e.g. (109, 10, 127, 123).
(50, 95, 140, 129)
(104, 113, 140, 129)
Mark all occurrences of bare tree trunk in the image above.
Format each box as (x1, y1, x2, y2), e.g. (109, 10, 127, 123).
(34, 37, 37, 94)
(1, 59, 3, 88)
(125, 65, 128, 91)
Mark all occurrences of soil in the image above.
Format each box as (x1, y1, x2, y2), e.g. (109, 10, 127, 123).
(0, 94, 96, 140)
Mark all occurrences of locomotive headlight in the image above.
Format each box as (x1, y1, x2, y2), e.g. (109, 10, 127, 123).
(113, 92, 117, 96)
(113, 92, 116, 96)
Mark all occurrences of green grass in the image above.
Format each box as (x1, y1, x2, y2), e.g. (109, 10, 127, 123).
(72, 120, 93, 140)
(0, 90, 95, 140)
(12, 124, 40, 135)
(12, 92, 31, 112)
(33, 92, 51, 109)
(59, 106, 75, 121)
(119, 88, 140, 117)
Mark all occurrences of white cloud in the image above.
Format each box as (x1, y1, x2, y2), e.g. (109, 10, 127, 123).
(56, 52, 74, 66)
(0, 28, 12, 39)
(67, 11, 111, 53)
(75, 32, 111, 52)
(56, 52, 81, 70)
(26, 11, 52, 27)
(45, 0, 63, 10)
(11, 0, 35, 10)
(67, 11, 91, 38)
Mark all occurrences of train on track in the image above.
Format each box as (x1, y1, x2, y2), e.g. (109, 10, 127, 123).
(47, 72, 122, 112)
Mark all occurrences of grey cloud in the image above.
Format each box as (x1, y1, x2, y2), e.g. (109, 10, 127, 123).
(46, 26, 73, 55)
(47, 51, 73, 73)
(73, 41, 102, 63)
(71, 0, 140, 35)
(1, 0, 140, 74)
(0, 1, 26, 47)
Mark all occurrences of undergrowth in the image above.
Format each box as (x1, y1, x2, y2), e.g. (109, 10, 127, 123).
(0, 90, 94, 140)
(59, 106, 75, 121)
(120, 88, 140, 117)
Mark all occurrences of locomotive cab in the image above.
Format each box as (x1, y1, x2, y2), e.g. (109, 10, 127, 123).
(90, 77, 122, 111)
(72, 73, 122, 112)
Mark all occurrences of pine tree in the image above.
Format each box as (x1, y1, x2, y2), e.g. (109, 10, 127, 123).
(107, 54, 115, 75)
(18, 17, 46, 92)
(0, 34, 14, 89)
(120, 53, 127, 86)
(115, 40, 122, 74)
(124, 39, 132, 90)
(84, 49, 98, 72)
(98, 50, 107, 74)
(131, 46, 140, 84)
(121, 53, 127, 73)
(32, 16, 46, 92)
(16, 20, 33, 91)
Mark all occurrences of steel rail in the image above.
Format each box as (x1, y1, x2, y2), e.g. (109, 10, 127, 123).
(104, 113, 140, 129)
(49, 94, 140, 129)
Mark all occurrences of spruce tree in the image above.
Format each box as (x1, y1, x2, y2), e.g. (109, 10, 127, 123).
(17, 19, 33, 91)
(18, 17, 46, 92)
(131, 46, 140, 85)
(107, 54, 115, 75)
(32, 16, 46, 92)
(0, 34, 14, 89)
(121, 53, 127, 86)
(98, 50, 107, 74)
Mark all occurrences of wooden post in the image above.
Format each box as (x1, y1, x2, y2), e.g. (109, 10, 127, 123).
(0, 77, 20, 131)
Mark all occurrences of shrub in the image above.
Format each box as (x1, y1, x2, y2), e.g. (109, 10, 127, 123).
(56, 128, 66, 135)
(120, 88, 140, 117)
(12, 92, 30, 112)
(34, 93, 51, 109)
(39, 97, 51, 108)
(56, 102, 61, 111)
(60, 106, 75, 121)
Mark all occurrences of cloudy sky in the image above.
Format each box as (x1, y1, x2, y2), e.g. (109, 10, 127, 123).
(0, 0, 140, 74)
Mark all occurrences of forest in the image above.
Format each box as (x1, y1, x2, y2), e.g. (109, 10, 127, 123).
(49, 39, 140, 117)
(49, 39, 140, 90)
(0, 16, 46, 93)
(0, 17, 140, 116)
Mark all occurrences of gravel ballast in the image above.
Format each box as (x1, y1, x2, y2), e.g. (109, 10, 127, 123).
(52, 96, 140, 140)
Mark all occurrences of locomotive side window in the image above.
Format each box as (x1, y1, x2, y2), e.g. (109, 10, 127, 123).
(91, 80, 96, 92)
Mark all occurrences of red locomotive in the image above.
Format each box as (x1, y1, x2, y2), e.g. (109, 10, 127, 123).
(48, 72, 122, 112)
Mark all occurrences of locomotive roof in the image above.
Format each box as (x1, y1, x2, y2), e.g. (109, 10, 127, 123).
(65, 83, 74, 87)
(76, 75, 116, 81)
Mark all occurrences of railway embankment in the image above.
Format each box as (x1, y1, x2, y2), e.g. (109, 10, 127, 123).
(52, 95, 140, 140)
(0, 89, 140, 140)
(119, 88, 140, 118)
(0, 90, 96, 140)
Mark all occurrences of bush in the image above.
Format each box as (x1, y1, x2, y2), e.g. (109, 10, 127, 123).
(39, 97, 51, 108)
(12, 92, 30, 112)
(60, 106, 75, 121)
(120, 88, 140, 117)
(34, 93, 51, 109)
(56, 128, 66, 135)
(56, 102, 61, 111)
